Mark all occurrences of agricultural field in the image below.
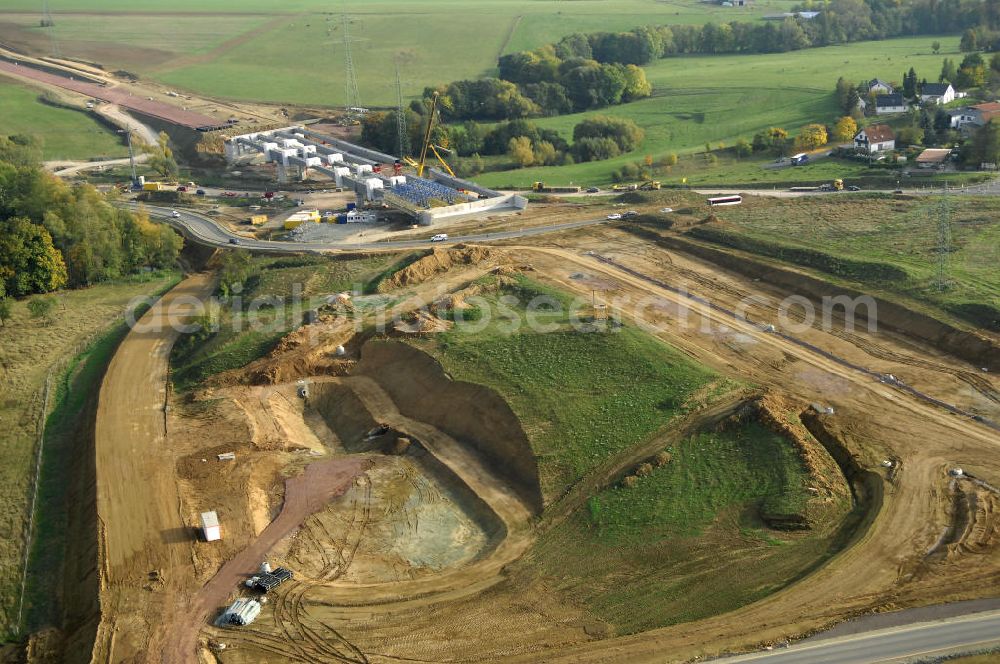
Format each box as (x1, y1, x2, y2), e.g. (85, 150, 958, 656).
(0, 81, 126, 160)
(3, 0, 844, 107)
(477, 35, 963, 187)
(686, 192, 1000, 329)
(412, 275, 723, 501)
(515, 419, 851, 635)
(0, 272, 178, 636)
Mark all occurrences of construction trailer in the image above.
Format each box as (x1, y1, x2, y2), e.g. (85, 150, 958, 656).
(200, 511, 221, 542)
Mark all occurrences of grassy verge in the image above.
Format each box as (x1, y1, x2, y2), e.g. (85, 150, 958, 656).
(0, 271, 178, 638)
(514, 419, 851, 635)
(20, 291, 162, 632)
(681, 193, 1000, 331)
(412, 275, 721, 501)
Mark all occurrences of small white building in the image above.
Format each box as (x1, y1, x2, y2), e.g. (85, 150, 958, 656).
(866, 78, 895, 95)
(854, 124, 896, 154)
(919, 83, 955, 105)
(200, 510, 221, 542)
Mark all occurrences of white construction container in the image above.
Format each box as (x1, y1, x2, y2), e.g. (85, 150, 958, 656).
(262, 141, 278, 152)
(389, 176, 407, 186)
(201, 511, 221, 542)
(326, 153, 344, 164)
(355, 164, 373, 175)
(299, 145, 317, 156)
(304, 156, 322, 167)
(281, 138, 301, 148)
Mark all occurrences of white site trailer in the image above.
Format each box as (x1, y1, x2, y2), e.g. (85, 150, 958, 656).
(200, 510, 221, 541)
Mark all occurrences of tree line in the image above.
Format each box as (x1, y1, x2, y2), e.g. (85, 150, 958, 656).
(362, 112, 645, 173)
(0, 134, 183, 306)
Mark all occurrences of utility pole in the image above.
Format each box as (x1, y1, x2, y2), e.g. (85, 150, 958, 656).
(342, 10, 361, 116)
(394, 63, 409, 158)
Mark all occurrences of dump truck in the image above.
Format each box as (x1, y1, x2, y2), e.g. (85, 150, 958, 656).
(639, 180, 661, 190)
(532, 182, 581, 194)
(612, 183, 639, 191)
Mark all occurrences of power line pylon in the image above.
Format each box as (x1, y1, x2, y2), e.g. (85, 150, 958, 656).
(342, 11, 361, 115)
(394, 63, 410, 158)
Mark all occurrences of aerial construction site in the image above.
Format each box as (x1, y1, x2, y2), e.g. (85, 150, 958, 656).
(2, 2, 1000, 664)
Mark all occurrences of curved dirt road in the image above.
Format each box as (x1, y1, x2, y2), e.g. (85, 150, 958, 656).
(92, 274, 214, 662)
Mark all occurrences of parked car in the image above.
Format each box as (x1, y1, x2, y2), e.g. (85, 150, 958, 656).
(586, 187, 600, 193)
(660, 207, 674, 213)
(196, 189, 206, 196)
(623, 210, 639, 217)
(170, 210, 181, 218)
(177, 186, 187, 192)
(228, 238, 240, 245)
(606, 213, 623, 220)
(430, 233, 448, 242)
(847, 185, 861, 191)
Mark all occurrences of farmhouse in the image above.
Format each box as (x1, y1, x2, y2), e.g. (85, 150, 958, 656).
(854, 124, 895, 154)
(919, 83, 955, 105)
(866, 79, 894, 95)
(875, 93, 907, 115)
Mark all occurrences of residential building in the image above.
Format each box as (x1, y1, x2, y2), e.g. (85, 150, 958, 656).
(919, 83, 956, 105)
(947, 102, 1000, 130)
(875, 93, 907, 115)
(866, 79, 894, 95)
(854, 124, 896, 154)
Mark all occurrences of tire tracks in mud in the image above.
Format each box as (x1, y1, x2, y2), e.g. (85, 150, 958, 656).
(627, 249, 1000, 408)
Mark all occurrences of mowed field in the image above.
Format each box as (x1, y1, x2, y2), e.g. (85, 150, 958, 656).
(0, 81, 126, 160)
(476, 35, 963, 187)
(3, 0, 799, 107)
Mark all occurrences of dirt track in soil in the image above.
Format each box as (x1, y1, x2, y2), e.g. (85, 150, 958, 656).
(162, 456, 367, 664)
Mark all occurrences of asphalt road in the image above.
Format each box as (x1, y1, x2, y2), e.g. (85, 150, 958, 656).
(123, 201, 616, 252)
(710, 609, 1000, 663)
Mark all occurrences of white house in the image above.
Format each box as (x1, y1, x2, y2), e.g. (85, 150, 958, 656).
(875, 93, 907, 115)
(854, 124, 896, 154)
(919, 83, 955, 105)
(866, 78, 894, 95)
(948, 102, 1000, 130)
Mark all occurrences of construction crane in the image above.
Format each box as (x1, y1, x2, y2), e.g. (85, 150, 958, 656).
(407, 91, 455, 178)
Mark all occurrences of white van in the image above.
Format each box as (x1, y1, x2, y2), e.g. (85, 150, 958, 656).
(430, 233, 448, 242)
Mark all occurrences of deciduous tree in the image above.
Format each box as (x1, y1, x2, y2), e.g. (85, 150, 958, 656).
(833, 116, 858, 143)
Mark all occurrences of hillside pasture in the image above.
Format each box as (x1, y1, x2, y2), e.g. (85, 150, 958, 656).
(0, 80, 126, 160)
